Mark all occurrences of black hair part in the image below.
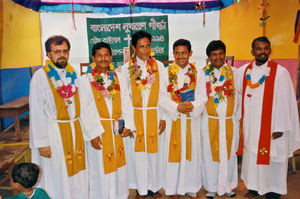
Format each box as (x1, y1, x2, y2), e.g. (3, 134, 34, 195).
(251, 36, 271, 50)
(206, 40, 226, 57)
(92, 42, 112, 57)
(131, 30, 152, 48)
(173, 39, 192, 52)
(45, 35, 70, 53)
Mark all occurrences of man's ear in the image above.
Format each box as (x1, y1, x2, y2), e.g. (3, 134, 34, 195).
(251, 49, 255, 57)
(131, 45, 136, 54)
(189, 50, 193, 57)
(92, 56, 95, 63)
(207, 57, 211, 63)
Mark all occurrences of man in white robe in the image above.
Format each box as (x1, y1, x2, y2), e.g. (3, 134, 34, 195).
(235, 36, 300, 199)
(160, 39, 207, 199)
(29, 35, 88, 199)
(201, 40, 239, 199)
(79, 42, 135, 199)
(120, 30, 166, 199)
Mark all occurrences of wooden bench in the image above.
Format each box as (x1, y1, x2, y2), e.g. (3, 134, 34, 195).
(0, 66, 38, 141)
(0, 95, 29, 141)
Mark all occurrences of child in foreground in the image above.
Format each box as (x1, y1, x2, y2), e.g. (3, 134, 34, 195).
(4, 163, 50, 199)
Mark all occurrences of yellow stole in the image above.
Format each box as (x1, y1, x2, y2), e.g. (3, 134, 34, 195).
(206, 67, 235, 162)
(131, 63, 160, 153)
(168, 64, 197, 162)
(91, 76, 126, 174)
(90, 75, 126, 174)
(43, 65, 85, 177)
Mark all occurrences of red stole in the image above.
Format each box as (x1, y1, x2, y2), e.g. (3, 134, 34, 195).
(236, 60, 278, 165)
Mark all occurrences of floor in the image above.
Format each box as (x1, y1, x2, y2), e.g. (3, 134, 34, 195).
(0, 116, 300, 199)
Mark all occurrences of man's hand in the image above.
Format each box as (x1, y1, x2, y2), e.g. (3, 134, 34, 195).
(272, 132, 283, 139)
(39, 146, 52, 158)
(121, 128, 133, 138)
(158, 120, 166, 135)
(91, 136, 102, 150)
(177, 101, 194, 114)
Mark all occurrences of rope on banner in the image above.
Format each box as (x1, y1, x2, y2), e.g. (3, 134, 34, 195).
(72, 0, 77, 30)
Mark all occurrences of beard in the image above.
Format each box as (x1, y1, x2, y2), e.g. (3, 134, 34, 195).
(53, 57, 68, 68)
(256, 53, 269, 63)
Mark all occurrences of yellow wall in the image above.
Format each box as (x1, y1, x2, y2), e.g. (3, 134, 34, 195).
(221, 0, 300, 60)
(0, 0, 42, 69)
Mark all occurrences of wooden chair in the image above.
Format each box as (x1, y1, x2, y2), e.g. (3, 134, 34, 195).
(30, 66, 39, 77)
(0, 161, 15, 187)
(162, 60, 174, 65)
(80, 63, 90, 76)
(226, 56, 234, 66)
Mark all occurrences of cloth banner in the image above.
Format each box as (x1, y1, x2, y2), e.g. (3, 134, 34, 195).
(86, 15, 169, 67)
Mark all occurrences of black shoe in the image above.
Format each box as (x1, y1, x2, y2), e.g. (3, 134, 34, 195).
(206, 192, 216, 199)
(265, 192, 281, 199)
(225, 191, 236, 197)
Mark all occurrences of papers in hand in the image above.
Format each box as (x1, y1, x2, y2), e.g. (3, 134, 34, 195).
(180, 89, 195, 102)
(113, 119, 125, 135)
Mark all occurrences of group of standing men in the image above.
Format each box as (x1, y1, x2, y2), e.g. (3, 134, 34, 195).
(29, 30, 300, 199)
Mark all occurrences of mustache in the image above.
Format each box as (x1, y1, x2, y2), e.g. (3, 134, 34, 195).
(215, 59, 223, 62)
(99, 60, 109, 63)
(259, 53, 267, 57)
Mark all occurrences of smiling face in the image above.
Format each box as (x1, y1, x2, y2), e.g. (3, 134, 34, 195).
(173, 45, 192, 68)
(92, 47, 112, 72)
(47, 41, 70, 69)
(252, 40, 271, 66)
(209, 48, 226, 69)
(133, 37, 151, 61)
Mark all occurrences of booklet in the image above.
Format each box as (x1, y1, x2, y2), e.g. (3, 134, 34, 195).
(113, 119, 125, 135)
(180, 89, 195, 102)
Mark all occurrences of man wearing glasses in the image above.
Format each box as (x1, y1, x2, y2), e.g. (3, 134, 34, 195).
(29, 35, 88, 199)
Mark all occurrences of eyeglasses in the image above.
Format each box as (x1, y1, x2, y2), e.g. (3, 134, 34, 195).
(50, 49, 70, 55)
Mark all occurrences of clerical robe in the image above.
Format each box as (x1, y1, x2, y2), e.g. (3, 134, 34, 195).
(201, 65, 239, 196)
(79, 70, 134, 199)
(160, 64, 207, 196)
(120, 56, 165, 195)
(235, 60, 300, 195)
(30, 66, 88, 199)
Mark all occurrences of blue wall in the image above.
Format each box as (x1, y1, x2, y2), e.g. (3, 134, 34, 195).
(0, 67, 36, 131)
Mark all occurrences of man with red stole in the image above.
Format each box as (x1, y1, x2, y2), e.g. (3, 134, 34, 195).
(29, 35, 88, 199)
(160, 39, 207, 199)
(235, 36, 300, 199)
(120, 30, 166, 199)
(79, 42, 134, 199)
(201, 40, 239, 199)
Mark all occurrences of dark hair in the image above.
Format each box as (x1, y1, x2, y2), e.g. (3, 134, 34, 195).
(45, 35, 70, 53)
(131, 30, 152, 48)
(251, 36, 271, 50)
(206, 40, 226, 57)
(173, 39, 192, 52)
(92, 42, 112, 57)
(11, 163, 40, 189)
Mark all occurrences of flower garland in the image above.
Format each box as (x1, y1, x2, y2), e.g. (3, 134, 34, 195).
(167, 62, 197, 103)
(246, 67, 270, 89)
(45, 60, 78, 103)
(205, 64, 234, 104)
(87, 63, 120, 98)
(128, 55, 158, 90)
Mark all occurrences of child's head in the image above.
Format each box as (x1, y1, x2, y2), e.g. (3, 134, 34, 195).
(10, 163, 40, 190)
